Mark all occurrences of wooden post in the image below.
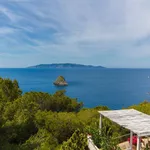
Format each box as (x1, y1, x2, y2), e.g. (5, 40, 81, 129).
(99, 114, 102, 134)
(130, 131, 133, 149)
(136, 136, 141, 150)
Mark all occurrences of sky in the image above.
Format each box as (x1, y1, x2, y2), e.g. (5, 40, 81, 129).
(1, 0, 150, 68)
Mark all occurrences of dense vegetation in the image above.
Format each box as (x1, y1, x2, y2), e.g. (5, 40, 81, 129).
(0, 77, 107, 149)
(0, 77, 150, 150)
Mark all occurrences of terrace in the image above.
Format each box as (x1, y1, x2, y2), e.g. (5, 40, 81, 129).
(98, 109, 150, 150)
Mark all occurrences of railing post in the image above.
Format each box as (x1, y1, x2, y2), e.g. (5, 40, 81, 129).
(99, 114, 102, 134)
(136, 136, 141, 150)
(130, 131, 133, 150)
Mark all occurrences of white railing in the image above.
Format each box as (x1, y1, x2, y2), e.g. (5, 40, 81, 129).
(87, 135, 99, 150)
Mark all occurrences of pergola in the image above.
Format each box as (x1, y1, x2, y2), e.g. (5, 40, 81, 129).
(98, 109, 150, 150)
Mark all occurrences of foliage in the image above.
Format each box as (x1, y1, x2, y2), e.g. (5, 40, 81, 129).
(99, 134, 121, 150)
(86, 126, 101, 147)
(0, 78, 85, 149)
(0, 77, 150, 149)
(61, 129, 88, 150)
(34, 110, 84, 144)
(129, 100, 150, 114)
(0, 77, 22, 102)
(86, 125, 121, 150)
(22, 129, 58, 150)
(144, 143, 150, 150)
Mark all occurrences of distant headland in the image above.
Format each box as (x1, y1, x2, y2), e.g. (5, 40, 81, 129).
(27, 63, 105, 69)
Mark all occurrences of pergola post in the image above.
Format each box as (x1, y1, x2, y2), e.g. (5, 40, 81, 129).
(99, 114, 102, 134)
(136, 136, 141, 150)
(130, 131, 133, 149)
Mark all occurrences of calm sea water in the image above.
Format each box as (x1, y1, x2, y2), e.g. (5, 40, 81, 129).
(0, 68, 150, 109)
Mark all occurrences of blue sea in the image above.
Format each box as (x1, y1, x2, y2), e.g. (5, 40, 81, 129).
(0, 68, 150, 109)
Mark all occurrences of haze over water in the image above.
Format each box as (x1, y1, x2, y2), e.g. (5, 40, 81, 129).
(0, 68, 150, 109)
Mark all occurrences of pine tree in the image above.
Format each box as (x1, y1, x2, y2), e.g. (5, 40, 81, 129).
(61, 129, 88, 150)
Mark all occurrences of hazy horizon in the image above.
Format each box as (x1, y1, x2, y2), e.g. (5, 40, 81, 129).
(1, 63, 150, 69)
(1, 0, 150, 68)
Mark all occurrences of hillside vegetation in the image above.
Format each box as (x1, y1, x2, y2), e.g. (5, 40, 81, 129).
(0, 77, 149, 150)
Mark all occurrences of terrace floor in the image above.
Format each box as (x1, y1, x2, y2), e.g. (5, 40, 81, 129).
(118, 138, 150, 150)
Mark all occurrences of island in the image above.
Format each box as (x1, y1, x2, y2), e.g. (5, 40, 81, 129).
(27, 63, 105, 69)
(53, 76, 68, 86)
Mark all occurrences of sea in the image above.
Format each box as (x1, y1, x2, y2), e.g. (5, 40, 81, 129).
(0, 68, 150, 109)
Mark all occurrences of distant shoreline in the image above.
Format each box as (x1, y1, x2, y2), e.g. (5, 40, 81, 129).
(27, 63, 105, 69)
(1, 67, 150, 70)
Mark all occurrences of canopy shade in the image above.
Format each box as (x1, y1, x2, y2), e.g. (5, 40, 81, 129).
(99, 109, 150, 137)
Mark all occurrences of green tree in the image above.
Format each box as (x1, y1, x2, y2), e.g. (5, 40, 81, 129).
(34, 111, 84, 144)
(129, 101, 150, 114)
(0, 78, 22, 102)
(61, 129, 88, 150)
(22, 129, 58, 150)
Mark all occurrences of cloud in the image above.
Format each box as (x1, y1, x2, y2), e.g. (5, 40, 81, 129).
(0, 27, 16, 35)
(1, 0, 150, 67)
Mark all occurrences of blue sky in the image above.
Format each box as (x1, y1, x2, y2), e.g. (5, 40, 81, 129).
(1, 0, 150, 68)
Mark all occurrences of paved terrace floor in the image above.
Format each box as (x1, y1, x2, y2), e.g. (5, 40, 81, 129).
(118, 138, 150, 150)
